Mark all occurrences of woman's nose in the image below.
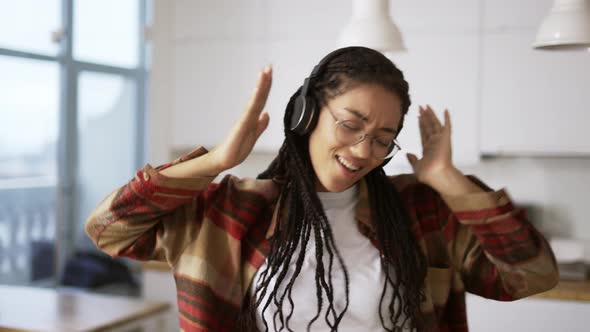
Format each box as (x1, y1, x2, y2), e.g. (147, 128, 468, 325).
(349, 136, 372, 159)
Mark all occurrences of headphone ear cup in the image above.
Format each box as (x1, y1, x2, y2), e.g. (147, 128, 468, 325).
(290, 95, 306, 133)
(290, 95, 317, 135)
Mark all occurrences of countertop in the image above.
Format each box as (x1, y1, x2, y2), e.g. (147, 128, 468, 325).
(534, 279, 590, 302)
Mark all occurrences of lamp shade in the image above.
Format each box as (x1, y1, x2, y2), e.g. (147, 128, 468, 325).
(533, 0, 590, 50)
(339, 0, 405, 52)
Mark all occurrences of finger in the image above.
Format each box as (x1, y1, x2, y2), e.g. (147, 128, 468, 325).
(443, 109, 451, 133)
(420, 105, 438, 144)
(255, 112, 270, 138)
(418, 106, 428, 146)
(245, 65, 273, 117)
(421, 105, 444, 147)
(252, 65, 272, 111)
(406, 153, 419, 173)
(425, 105, 442, 133)
(431, 105, 444, 128)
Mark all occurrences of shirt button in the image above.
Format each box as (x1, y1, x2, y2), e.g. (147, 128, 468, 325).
(142, 171, 150, 181)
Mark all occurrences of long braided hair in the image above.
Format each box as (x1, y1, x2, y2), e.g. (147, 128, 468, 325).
(239, 47, 428, 331)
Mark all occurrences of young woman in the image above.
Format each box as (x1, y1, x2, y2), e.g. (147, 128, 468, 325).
(86, 47, 558, 332)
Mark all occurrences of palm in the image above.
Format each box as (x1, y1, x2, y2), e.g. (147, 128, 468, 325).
(406, 105, 453, 184)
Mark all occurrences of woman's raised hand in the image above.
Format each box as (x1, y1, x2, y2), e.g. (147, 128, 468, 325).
(208, 65, 273, 172)
(406, 105, 454, 186)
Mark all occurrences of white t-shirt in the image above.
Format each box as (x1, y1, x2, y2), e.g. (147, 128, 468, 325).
(251, 184, 407, 331)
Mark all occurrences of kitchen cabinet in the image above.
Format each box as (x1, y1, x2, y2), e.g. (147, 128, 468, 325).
(381, 0, 482, 171)
(479, 0, 590, 156)
(384, 34, 480, 170)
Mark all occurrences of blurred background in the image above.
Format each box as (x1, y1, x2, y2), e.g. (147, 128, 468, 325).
(1, 0, 589, 331)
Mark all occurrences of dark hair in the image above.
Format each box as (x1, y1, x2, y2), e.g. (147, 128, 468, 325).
(240, 47, 427, 331)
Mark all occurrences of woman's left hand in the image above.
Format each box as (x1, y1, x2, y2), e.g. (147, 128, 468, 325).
(406, 105, 455, 187)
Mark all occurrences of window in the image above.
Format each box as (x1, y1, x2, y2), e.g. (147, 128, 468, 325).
(0, 0, 148, 286)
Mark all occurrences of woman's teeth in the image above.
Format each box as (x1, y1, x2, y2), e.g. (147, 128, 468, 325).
(337, 155, 360, 172)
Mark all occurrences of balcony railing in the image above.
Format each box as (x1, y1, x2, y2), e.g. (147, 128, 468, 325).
(0, 177, 56, 285)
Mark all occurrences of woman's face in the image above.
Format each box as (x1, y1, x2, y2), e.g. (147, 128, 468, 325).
(309, 83, 403, 192)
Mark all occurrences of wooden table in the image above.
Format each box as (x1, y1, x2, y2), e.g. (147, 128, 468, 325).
(0, 285, 170, 332)
(534, 279, 590, 302)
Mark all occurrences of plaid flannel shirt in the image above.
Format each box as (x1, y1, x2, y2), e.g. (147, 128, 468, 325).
(86, 146, 558, 331)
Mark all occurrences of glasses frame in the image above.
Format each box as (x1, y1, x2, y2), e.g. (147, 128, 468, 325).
(326, 107, 401, 159)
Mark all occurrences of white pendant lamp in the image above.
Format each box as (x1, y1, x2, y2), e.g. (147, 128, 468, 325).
(533, 0, 590, 50)
(339, 0, 406, 52)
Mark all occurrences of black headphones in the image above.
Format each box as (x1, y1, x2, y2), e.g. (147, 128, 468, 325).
(289, 46, 400, 167)
(289, 47, 358, 136)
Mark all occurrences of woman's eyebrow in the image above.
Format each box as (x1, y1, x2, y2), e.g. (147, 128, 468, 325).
(343, 108, 397, 134)
(343, 107, 369, 121)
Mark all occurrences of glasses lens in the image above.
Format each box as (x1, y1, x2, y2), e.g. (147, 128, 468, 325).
(335, 121, 362, 145)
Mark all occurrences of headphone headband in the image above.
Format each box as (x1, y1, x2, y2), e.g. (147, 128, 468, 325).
(300, 47, 357, 97)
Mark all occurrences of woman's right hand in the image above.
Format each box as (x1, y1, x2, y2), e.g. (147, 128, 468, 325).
(208, 65, 273, 173)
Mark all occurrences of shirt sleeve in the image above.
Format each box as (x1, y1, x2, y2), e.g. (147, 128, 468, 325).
(439, 176, 559, 300)
(85, 146, 217, 267)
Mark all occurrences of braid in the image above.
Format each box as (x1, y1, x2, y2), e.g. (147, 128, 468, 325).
(366, 168, 428, 330)
(238, 47, 427, 331)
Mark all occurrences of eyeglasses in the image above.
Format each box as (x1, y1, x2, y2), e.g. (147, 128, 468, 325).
(327, 107, 401, 159)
